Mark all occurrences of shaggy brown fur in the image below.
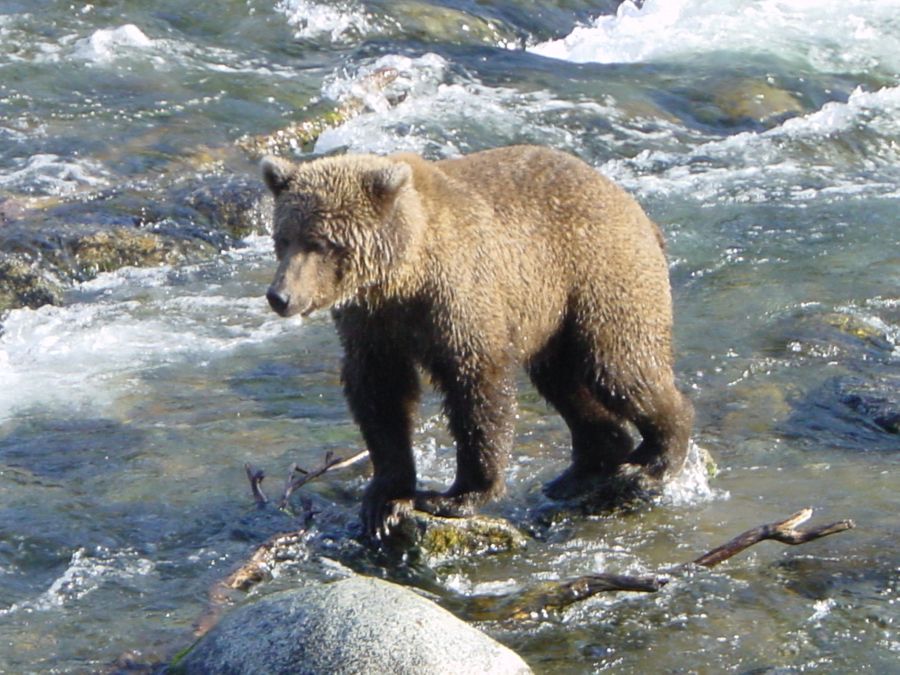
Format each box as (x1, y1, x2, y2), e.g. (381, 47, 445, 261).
(262, 145, 693, 539)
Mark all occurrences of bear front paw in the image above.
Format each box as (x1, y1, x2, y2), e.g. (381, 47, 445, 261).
(361, 479, 414, 541)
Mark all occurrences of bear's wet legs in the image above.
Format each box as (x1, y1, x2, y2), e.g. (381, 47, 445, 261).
(626, 387, 694, 480)
(416, 361, 516, 517)
(538, 385, 636, 500)
(529, 334, 637, 499)
(342, 345, 421, 539)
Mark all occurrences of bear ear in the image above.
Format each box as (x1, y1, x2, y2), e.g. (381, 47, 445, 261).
(367, 162, 411, 203)
(261, 156, 295, 196)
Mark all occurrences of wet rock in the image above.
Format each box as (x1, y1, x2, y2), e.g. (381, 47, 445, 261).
(711, 78, 805, 126)
(393, 511, 528, 564)
(772, 310, 894, 363)
(387, 2, 521, 46)
(176, 576, 532, 674)
(178, 175, 272, 238)
(839, 375, 900, 435)
(0, 252, 63, 313)
(720, 382, 792, 438)
(236, 68, 400, 159)
(697, 443, 718, 478)
(67, 228, 214, 280)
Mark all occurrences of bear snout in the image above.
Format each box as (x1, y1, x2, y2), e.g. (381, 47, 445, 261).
(266, 287, 291, 316)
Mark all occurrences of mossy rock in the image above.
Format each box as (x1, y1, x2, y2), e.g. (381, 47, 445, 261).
(712, 78, 804, 125)
(393, 511, 528, 563)
(388, 2, 520, 46)
(70, 228, 214, 280)
(0, 252, 63, 313)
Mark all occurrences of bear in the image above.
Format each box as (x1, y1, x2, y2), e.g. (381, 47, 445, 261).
(261, 145, 694, 540)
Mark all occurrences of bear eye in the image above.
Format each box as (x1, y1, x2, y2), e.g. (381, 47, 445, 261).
(302, 238, 329, 254)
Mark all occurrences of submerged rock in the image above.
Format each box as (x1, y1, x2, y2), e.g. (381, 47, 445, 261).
(711, 78, 805, 126)
(176, 576, 532, 674)
(387, 2, 521, 46)
(0, 166, 272, 314)
(838, 375, 900, 435)
(178, 175, 272, 239)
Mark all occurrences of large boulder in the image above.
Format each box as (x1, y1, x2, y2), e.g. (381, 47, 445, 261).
(177, 575, 532, 674)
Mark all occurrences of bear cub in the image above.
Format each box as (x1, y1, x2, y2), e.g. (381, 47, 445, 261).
(262, 145, 693, 539)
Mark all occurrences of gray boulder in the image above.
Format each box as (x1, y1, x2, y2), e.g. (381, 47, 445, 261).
(177, 575, 532, 674)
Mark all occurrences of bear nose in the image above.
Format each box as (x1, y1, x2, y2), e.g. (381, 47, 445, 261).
(266, 287, 291, 315)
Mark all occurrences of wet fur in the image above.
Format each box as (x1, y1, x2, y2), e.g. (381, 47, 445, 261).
(263, 145, 694, 539)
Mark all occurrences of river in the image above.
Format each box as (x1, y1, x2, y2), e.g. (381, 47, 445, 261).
(1, 1, 898, 672)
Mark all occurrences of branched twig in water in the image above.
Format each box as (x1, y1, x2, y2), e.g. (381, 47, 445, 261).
(691, 507, 855, 568)
(244, 463, 268, 507)
(455, 508, 855, 621)
(277, 449, 370, 510)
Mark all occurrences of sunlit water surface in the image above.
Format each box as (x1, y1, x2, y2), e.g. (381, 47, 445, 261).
(1, 1, 898, 672)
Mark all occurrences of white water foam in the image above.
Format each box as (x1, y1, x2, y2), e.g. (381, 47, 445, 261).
(72, 24, 156, 63)
(530, 0, 900, 75)
(0, 548, 154, 616)
(602, 84, 900, 203)
(0, 238, 299, 422)
(276, 0, 373, 42)
(314, 53, 595, 157)
(659, 441, 725, 507)
(0, 153, 108, 195)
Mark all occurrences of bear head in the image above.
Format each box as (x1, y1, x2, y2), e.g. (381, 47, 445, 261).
(261, 154, 418, 318)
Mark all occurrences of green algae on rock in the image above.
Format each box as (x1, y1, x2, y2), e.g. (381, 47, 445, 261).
(393, 511, 529, 564)
(0, 252, 63, 313)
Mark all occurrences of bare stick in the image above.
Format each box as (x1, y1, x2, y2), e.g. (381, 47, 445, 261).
(278, 448, 370, 509)
(458, 573, 666, 622)
(244, 463, 267, 506)
(691, 508, 856, 568)
(451, 508, 854, 621)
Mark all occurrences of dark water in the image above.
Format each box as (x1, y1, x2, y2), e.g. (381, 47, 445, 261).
(1, 1, 898, 672)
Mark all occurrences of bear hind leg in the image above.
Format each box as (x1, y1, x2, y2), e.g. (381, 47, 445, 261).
(625, 384, 694, 481)
(529, 339, 636, 500)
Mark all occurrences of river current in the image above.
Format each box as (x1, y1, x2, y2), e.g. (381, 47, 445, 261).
(1, 1, 898, 672)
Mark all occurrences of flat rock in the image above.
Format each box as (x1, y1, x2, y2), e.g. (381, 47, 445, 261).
(176, 575, 532, 675)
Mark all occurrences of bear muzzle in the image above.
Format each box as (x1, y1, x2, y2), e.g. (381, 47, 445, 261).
(266, 286, 291, 316)
(266, 286, 318, 318)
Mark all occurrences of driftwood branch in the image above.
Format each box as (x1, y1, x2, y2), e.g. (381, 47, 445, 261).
(457, 573, 666, 622)
(691, 508, 855, 568)
(277, 449, 370, 510)
(197, 528, 311, 637)
(456, 508, 855, 621)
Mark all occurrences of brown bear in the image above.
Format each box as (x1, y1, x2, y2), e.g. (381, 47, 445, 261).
(262, 145, 693, 539)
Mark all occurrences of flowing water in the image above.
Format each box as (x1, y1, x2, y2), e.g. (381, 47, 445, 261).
(1, 0, 898, 672)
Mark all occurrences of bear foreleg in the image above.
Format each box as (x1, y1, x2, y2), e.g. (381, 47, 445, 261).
(416, 359, 517, 517)
(342, 343, 421, 540)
